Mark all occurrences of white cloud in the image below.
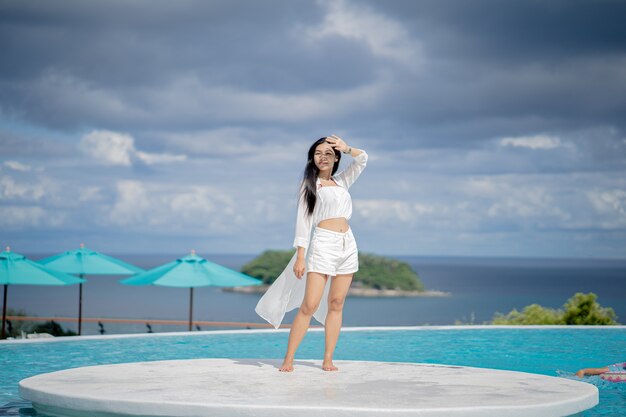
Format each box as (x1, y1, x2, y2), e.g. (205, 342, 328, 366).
(78, 186, 103, 202)
(108, 181, 151, 224)
(0, 176, 45, 201)
(3, 160, 32, 172)
(80, 130, 134, 166)
(355, 175, 578, 233)
(486, 195, 570, 221)
(499, 134, 564, 150)
(356, 199, 414, 223)
(355, 199, 440, 225)
(307, 0, 422, 68)
(0, 206, 47, 228)
(0, 206, 66, 229)
(465, 177, 571, 222)
(106, 180, 240, 233)
(587, 189, 626, 225)
(79, 130, 186, 166)
(135, 151, 186, 165)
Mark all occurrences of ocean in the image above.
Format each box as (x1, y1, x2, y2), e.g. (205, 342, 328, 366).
(5, 254, 626, 335)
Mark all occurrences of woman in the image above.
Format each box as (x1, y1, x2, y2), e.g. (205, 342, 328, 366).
(255, 135, 368, 372)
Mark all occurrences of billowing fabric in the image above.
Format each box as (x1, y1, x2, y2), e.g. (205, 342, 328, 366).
(255, 151, 368, 329)
(307, 227, 358, 276)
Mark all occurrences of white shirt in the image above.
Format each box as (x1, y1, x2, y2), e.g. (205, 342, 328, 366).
(293, 151, 368, 249)
(255, 150, 368, 329)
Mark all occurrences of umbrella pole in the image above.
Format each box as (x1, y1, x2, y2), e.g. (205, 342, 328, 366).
(189, 287, 194, 332)
(78, 278, 83, 336)
(1, 285, 7, 339)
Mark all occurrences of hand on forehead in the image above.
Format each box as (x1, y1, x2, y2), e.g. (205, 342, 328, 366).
(316, 142, 335, 152)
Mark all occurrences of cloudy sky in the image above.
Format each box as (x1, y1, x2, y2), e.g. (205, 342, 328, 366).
(1, 0, 625, 259)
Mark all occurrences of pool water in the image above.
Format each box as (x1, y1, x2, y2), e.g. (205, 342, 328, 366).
(1, 327, 625, 416)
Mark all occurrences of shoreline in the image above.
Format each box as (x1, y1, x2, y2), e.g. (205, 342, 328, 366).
(223, 285, 450, 297)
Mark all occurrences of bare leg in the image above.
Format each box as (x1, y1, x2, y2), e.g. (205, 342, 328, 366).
(575, 367, 610, 378)
(323, 273, 353, 371)
(279, 272, 327, 372)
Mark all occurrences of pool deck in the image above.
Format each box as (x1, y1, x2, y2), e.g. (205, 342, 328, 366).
(19, 358, 598, 417)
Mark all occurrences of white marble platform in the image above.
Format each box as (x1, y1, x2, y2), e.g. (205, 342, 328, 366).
(19, 358, 598, 417)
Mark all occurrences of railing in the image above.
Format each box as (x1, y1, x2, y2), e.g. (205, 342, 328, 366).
(4, 315, 296, 337)
(7, 315, 278, 328)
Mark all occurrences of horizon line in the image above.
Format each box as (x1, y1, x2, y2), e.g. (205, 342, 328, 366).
(13, 251, 626, 263)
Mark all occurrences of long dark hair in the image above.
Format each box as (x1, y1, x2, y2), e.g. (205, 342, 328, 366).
(300, 137, 342, 216)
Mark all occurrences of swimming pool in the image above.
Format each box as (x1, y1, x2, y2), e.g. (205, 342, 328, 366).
(1, 326, 625, 416)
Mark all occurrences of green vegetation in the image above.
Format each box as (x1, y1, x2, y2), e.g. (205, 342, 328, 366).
(562, 292, 619, 325)
(1, 308, 32, 339)
(492, 304, 563, 325)
(1, 309, 77, 339)
(355, 253, 424, 291)
(492, 292, 618, 325)
(241, 250, 424, 291)
(241, 250, 296, 285)
(30, 320, 77, 337)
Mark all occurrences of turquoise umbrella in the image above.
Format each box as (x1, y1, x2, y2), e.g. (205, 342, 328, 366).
(1, 247, 85, 339)
(121, 250, 261, 331)
(38, 243, 144, 335)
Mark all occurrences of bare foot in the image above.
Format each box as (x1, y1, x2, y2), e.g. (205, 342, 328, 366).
(279, 359, 294, 372)
(322, 360, 338, 371)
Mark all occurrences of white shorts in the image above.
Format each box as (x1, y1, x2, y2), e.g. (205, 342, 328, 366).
(306, 226, 358, 276)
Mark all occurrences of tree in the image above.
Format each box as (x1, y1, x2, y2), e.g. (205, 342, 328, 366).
(241, 250, 295, 284)
(492, 292, 618, 325)
(562, 292, 617, 325)
(356, 253, 424, 291)
(30, 320, 77, 337)
(493, 304, 564, 325)
(241, 250, 425, 291)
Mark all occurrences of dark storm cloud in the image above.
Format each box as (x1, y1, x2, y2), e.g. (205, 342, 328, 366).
(341, 0, 626, 147)
(0, 1, 320, 86)
(364, 0, 626, 60)
(0, 4, 387, 132)
(2, 0, 625, 141)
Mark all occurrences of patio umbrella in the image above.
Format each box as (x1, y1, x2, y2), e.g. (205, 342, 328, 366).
(121, 250, 261, 331)
(1, 246, 85, 339)
(38, 243, 144, 335)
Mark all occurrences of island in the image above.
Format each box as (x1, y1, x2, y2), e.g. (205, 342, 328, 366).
(225, 250, 449, 297)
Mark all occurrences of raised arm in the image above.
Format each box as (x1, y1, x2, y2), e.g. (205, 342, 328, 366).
(324, 135, 368, 188)
(335, 149, 368, 188)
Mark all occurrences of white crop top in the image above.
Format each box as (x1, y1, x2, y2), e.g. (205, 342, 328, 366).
(293, 151, 368, 249)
